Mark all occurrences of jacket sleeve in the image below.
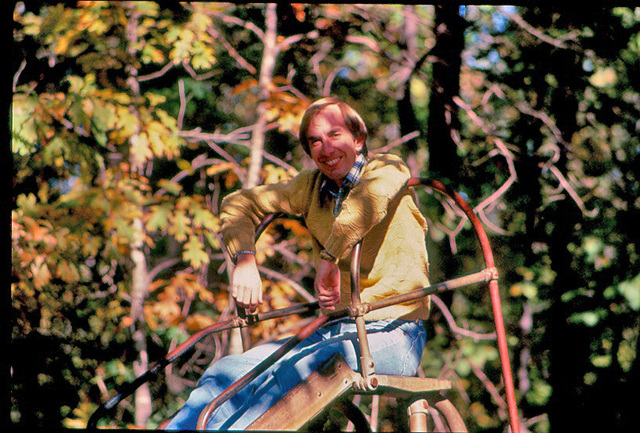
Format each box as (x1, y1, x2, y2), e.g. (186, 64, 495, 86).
(322, 154, 411, 260)
(220, 171, 316, 259)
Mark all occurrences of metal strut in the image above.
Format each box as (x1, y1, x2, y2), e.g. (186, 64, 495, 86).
(407, 178, 520, 433)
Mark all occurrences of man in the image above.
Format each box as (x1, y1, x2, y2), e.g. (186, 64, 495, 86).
(166, 97, 430, 430)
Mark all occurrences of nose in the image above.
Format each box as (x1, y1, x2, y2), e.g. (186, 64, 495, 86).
(319, 136, 335, 154)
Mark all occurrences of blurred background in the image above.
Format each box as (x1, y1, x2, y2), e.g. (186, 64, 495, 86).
(11, 3, 640, 431)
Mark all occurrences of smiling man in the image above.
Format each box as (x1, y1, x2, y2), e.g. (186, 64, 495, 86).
(166, 97, 431, 430)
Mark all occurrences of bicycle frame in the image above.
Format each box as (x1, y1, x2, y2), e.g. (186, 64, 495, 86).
(88, 178, 520, 433)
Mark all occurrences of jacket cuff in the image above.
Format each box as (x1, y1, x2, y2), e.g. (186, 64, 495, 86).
(320, 248, 339, 264)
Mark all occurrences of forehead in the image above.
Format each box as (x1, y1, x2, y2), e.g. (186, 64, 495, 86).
(307, 105, 347, 133)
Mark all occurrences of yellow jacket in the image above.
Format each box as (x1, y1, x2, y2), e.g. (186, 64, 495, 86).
(220, 153, 430, 321)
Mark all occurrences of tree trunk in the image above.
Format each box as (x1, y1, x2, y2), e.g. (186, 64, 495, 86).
(125, 6, 152, 426)
(229, 3, 280, 355)
(245, 3, 278, 190)
(130, 218, 152, 427)
(426, 5, 465, 182)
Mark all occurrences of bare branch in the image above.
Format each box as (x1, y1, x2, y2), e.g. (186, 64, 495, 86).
(372, 131, 420, 154)
(345, 35, 381, 53)
(208, 27, 257, 74)
(177, 79, 187, 130)
(148, 258, 180, 281)
(258, 266, 316, 303)
(210, 9, 265, 40)
(322, 63, 349, 97)
(470, 361, 507, 418)
(499, 6, 579, 50)
(515, 100, 570, 147)
(153, 155, 232, 198)
(432, 295, 497, 341)
(473, 137, 517, 215)
(277, 30, 320, 52)
(547, 164, 599, 217)
(138, 62, 174, 82)
(13, 59, 27, 92)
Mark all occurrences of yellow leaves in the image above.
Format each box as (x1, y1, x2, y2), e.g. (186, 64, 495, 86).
(168, 210, 191, 242)
(145, 92, 166, 107)
(263, 86, 308, 136)
(262, 164, 295, 185)
(129, 116, 182, 168)
(191, 203, 219, 231)
(206, 161, 235, 176)
(11, 93, 39, 155)
(146, 272, 215, 330)
(142, 44, 165, 64)
(166, 9, 216, 70)
(255, 231, 276, 264)
(232, 78, 259, 95)
(145, 203, 172, 232)
(147, 119, 180, 159)
(130, 132, 154, 169)
(282, 219, 310, 238)
(185, 313, 216, 332)
(148, 196, 219, 268)
(469, 401, 497, 428)
(192, 41, 216, 71)
(183, 236, 210, 269)
(62, 401, 97, 429)
(112, 105, 138, 144)
(589, 67, 618, 88)
(31, 256, 52, 290)
(146, 300, 181, 329)
(56, 260, 80, 284)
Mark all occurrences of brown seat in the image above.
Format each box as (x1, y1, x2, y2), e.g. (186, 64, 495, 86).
(247, 353, 453, 431)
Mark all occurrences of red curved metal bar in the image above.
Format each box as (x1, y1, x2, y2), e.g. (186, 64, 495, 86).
(407, 178, 520, 433)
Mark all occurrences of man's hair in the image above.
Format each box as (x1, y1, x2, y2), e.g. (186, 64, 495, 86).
(299, 97, 368, 156)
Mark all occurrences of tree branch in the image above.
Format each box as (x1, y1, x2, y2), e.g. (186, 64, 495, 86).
(500, 6, 579, 50)
(431, 294, 497, 341)
(372, 131, 420, 154)
(137, 62, 173, 82)
(258, 265, 316, 303)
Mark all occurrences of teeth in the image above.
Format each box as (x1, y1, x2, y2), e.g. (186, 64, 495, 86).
(325, 157, 340, 166)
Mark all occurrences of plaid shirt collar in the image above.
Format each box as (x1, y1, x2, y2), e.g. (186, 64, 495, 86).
(321, 153, 368, 216)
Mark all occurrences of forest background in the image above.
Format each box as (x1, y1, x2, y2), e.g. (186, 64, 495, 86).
(10, 3, 640, 432)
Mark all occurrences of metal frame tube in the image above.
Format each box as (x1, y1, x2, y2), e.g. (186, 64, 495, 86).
(89, 179, 520, 433)
(407, 178, 520, 433)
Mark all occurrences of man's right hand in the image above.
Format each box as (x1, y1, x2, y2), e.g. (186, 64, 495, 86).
(231, 253, 263, 313)
(314, 258, 341, 311)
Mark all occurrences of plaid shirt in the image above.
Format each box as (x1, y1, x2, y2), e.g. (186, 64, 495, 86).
(320, 153, 368, 216)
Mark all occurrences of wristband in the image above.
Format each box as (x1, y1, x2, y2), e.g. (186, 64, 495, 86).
(234, 250, 256, 263)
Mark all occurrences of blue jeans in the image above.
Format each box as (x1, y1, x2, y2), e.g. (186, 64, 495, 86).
(165, 318, 426, 430)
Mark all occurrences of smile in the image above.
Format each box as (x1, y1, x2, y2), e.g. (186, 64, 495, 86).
(323, 157, 342, 167)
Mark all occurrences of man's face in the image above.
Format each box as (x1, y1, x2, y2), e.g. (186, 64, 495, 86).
(305, 105, 364, 186)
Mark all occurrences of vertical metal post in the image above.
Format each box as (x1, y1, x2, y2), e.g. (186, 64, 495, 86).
(350, 242, 377, 390)
(407, 399, 429, 432)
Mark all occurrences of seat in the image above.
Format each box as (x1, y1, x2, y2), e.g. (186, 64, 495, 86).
(247, 352, 455, 431)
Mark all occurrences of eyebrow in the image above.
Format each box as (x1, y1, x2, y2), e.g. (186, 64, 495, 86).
(307, 127, 345, 140)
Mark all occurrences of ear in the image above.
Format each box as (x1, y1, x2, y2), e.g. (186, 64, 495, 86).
(354, 137, 364, 153)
